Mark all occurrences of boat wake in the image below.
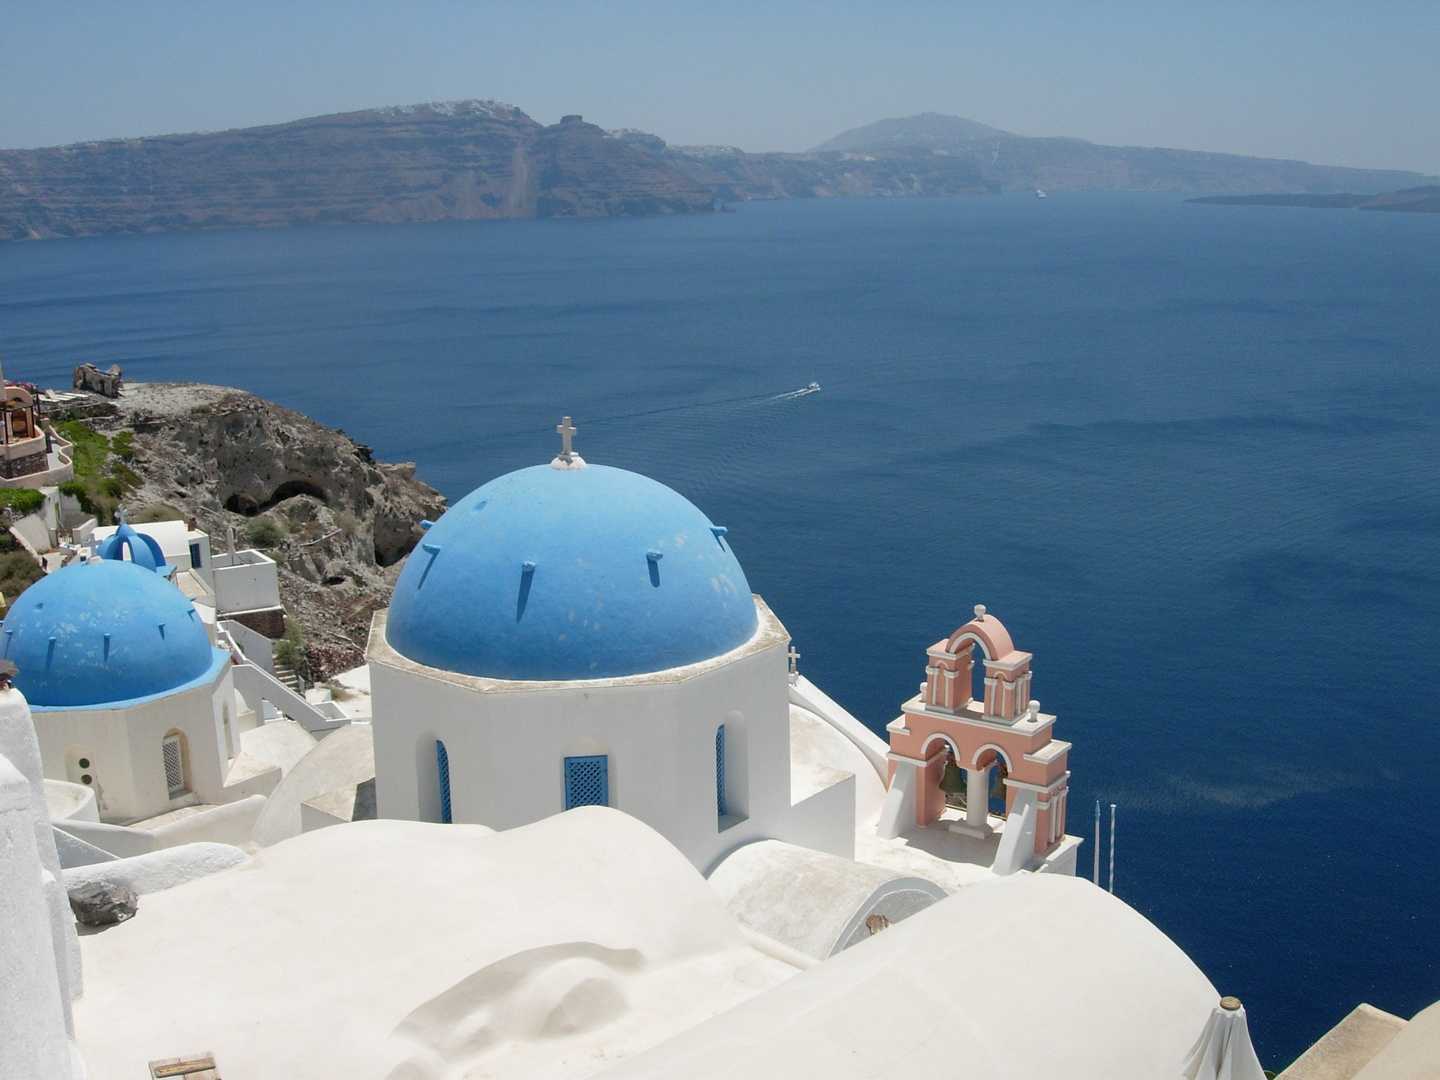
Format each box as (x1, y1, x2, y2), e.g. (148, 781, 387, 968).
(767, 382, 821, 403)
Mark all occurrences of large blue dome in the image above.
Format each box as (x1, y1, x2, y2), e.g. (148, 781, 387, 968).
(386, 464, 759, 680)
(3, 560, 223, 708)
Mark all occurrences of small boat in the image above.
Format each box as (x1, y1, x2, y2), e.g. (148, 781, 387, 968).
(807, 382, 820, 392)
(1036, 189, 1046, 199)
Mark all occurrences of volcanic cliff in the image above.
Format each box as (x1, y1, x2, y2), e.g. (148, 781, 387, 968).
(85, 383, 448, 676)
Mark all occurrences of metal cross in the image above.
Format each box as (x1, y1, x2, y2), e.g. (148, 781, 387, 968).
(787, 646, 800, 678)
(556, 416, 577, 461)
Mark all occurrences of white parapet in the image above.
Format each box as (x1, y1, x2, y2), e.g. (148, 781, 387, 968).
(0, 753, 76, 1080)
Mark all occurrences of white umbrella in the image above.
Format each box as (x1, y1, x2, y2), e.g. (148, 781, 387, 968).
(1182, 996, 1267, 1080)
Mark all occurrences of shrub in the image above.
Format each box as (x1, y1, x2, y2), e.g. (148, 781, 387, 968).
(109, 462, 142, 490)
(246, 516, 285, 548)
(110, 430, 135, 459)
(131, 502, 183, 524)
(57, 420, 110, 480)
(273, 619, 305, 669)
(0, 488, 45, 517)
(0, 549, 44, 604)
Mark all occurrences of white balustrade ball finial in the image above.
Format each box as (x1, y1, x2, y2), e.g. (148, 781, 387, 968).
(1029, 700, 1040, 718)
(973, 604, 986, 621)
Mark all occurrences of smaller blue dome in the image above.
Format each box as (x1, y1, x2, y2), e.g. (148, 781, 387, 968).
(2, 561, 221, 708)
(96, 522, 167, 571)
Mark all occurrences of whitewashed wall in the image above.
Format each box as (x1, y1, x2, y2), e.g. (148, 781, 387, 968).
(370, 598, 855, 872)
(32, 665, 237, 824)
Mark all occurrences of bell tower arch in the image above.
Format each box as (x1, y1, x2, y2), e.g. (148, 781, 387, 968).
(878, 606, 1072, 873)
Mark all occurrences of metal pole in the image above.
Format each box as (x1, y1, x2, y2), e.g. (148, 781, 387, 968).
(1108, 803, 1117, 894)
(1093, 800, 1101, 885)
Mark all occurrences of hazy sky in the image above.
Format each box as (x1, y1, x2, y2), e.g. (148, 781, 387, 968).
(2, 2, 1437, 174)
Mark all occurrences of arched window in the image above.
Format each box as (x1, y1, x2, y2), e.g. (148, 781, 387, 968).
(564, 755, 609, 810)
(436, 740, 452, 824)
(715, 725, 726, 818)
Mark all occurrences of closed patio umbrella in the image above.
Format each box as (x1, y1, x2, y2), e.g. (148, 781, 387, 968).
(1181, 996, 1266, 1080)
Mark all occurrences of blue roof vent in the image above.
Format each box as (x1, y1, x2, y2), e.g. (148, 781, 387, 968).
(387, 464, 759, 681)
(96, 521, 168, 572)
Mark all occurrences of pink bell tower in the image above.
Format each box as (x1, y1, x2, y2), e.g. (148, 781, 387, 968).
(877, 606, 1072, 873)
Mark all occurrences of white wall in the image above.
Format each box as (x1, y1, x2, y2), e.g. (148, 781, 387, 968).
(369, 598, 854, 872)
(33, 665, 239, 824)
(92, 520, 207, 573)
(0, 754, 74, 1080)
(0, 688, 82, 1080)
(211, 549, 280, 614)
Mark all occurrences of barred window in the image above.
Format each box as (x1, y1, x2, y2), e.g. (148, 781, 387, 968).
(436, 740, 452, 824)
(715, 725, 726, 818)
(564, 755, 609, 810)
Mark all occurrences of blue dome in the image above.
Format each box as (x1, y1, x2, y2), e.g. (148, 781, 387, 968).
(96, 522, 168, 571)
(387, 464, 759, 680)
(3, 560, 221, 708)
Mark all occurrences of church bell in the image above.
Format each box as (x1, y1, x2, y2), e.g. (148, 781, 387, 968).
(939, 760, 967, 796)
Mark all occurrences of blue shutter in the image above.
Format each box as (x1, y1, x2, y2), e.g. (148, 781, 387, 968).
(436, 740, 452, 824)
(564, 755, 609, 810)
(715, 725, 726, 818)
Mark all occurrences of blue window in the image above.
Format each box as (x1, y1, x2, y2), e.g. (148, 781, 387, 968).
(436, 740, 452, 824)
(564, 754, 609, 810)
(715, 725, 726, 818)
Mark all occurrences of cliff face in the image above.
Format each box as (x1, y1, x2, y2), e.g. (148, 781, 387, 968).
(97, 383, 448, 673)
(4, 104, 1433, 242)
(0, 102, 713, 241)
(667, 138, 1436, 202)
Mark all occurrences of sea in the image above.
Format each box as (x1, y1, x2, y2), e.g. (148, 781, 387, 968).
(1, 192, 1437, 1068)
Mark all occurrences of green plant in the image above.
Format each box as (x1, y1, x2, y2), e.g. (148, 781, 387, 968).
(54, 422, 137, 525)
(273, 618, 305, 668)
(0, 549, 44, 605)
(246, 517, 286, 548)
(58, 480, 100, 516)
(109, 462, 142, 490)
(334, 511, 360, 536)
(56, 420, 109, 481)
(0, 488, 44, 516)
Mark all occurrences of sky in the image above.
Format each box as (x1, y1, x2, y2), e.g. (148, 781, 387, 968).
(2, 2, 1437, 174)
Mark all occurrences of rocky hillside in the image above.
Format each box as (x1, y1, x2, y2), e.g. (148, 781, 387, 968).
(0, 102, 714, 241)
(1189, 185, 1440, 212)
(89, 383, 447, 675)
(5, 103, 1433, 241)
(665, 113, 1435, 201)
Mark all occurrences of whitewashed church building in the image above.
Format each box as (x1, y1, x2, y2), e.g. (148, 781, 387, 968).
(368, 422, 855, 871)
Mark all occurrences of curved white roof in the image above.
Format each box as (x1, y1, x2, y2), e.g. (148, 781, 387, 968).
(597, 872, 1221, 1080)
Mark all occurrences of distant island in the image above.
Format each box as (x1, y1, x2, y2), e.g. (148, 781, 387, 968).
(1187, 186, 1440, 212)
(2, 104, 1435, 241)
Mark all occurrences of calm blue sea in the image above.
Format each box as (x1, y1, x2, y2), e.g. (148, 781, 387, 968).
(2, 193, 1437, 1067)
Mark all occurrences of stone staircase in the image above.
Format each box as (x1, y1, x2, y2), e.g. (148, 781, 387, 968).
(273, 660, 303, 693)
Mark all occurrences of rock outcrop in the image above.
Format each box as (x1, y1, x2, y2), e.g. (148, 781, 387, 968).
(97, 383, 447, 674)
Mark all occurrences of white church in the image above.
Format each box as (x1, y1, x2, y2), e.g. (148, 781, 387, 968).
(368, 422, 858, 873)
(11, 416, 1426, 1080)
